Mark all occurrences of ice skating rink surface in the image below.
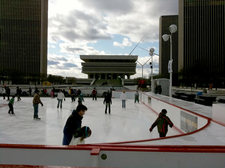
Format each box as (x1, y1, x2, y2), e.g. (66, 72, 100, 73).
(0, 97, 179, 145)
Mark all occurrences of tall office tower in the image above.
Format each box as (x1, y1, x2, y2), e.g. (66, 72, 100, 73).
(0, 0, 48, 82)
(179, 0, 225, 86)
(159, 15, 178, 85)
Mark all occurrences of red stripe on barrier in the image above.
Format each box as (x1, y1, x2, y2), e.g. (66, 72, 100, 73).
(143, 93, 225, 127)
(90, 147, 100, 155)
(1, 143, 225, 153)
(94, 118, 210, 145)
(0, 164, 114, 168)
(142, 102, 184, 134)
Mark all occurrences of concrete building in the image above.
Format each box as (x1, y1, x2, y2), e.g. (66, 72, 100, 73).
(0, 0, 48, 79)
(159, 15, 178, 85)
(178, 0, 225, 86)
(80, 55, 138, 79)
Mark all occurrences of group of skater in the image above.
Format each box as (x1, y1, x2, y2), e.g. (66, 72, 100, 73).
(1, 85, 174, 145)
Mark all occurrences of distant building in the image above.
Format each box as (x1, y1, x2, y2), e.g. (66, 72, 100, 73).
(159, 15, 178, 85)
(0, 0, 48, 80)
(178, 0, 225, 86)
(80, 55, 138, 79)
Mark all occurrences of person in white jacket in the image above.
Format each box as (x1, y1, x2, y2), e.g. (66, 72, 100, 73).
(1, 87, 6, 100)
(57, 90, 65, 109)
(120, 91, 127, 108)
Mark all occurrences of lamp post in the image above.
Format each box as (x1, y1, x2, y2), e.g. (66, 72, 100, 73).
(137, 58, 151, 79)
(149, 48, 154, 93)
(162, 24, 177, 98)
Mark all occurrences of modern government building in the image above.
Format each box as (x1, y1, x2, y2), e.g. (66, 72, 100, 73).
(159, 0, 225, 86)
(159, 15, 178, 84)
(0, 0, 48, 79)
(80, 55, 138, 80)
(178, 0, 225, 85)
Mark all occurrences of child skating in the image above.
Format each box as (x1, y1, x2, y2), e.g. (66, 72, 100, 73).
(69, 126, 92, 145)
(120, 91, 127, 108)
(8, 96, 15, 115)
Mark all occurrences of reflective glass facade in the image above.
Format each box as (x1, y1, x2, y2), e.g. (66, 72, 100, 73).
(179, 0, 225, 85)
(159, 15, 178, 85)
(0, 0, 48, 78)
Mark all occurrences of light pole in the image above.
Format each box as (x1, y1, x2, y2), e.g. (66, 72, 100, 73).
(162, 24, 177, 98)
(137, 58, 151, 79)
(149, 48, 155, 93)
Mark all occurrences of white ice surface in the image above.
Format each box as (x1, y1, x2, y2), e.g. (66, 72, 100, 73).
(0, 97, 178, 145)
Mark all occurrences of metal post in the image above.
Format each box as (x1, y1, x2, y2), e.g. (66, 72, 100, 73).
(169, 34, 173, 98)
(151, 56, 154, 93)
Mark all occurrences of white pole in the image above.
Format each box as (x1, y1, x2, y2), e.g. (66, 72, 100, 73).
(151, 56, 154, 93)
(169, 34, 173, 98)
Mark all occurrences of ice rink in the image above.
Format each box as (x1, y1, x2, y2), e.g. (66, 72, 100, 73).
(0, 96, 179, 145)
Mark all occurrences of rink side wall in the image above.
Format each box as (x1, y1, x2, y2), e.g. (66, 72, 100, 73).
(1, 91, 225, 168)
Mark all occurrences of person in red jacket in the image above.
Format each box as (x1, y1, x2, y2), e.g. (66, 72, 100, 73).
(149, 109, 173, 137)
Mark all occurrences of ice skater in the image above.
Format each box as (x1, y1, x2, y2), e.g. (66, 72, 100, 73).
(8, 95, 15, 115)
(1, 86, 6, 100)
(16, 86, 22, 101)
(78, 92, 84, 105)
(69, 126, 92, 145)
(62, 104, 88, 145)
(103, 91, 112, 114)
(149, 109, 173, 137)
(33, 90, 43, 120)
(134, 90, 139, 103)
(92, 88, 97, 100)
(28, 87, 32, 96)
(6, 86, 10, 101)
(120, 91, 127, 108)
(57, 89, 65, 109)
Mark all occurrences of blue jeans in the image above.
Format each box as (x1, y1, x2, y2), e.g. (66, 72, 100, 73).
(33, 104, 39, 118)
(62, 132, 72, 145)
(105, 103, 111, 114)
(122, 100, 126, 108)
(57, 99, 63, 108)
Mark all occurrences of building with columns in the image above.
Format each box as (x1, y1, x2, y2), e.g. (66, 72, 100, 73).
(80, 55, 138, 80)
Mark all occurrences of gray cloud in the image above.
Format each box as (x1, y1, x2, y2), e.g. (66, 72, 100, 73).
(63, 63, 78, 68)
(48, 60, 59, 65)
(49, 10, 111, 43)
(80, 0, 134, 14)
(57, 57, 68, 62)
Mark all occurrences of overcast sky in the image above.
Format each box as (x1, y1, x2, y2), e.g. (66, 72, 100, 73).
(48, 0, 178, 78)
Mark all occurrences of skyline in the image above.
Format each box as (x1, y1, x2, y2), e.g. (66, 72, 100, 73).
(48, 0, 178, 78)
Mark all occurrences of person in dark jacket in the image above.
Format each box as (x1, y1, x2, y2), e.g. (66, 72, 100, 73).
(149, 109, 173, 137)
(92, 88, 97, 101)
(62, 104, 88, 145)
(16, 86, 22, 101)
(103, 91, 112, 114)
(6, 86, 10, 101)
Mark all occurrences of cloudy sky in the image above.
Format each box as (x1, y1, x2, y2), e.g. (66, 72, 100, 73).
(48, 0, 178, 78)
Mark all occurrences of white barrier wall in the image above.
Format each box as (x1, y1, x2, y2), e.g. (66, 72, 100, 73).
(212, 103, 225, 125)
(0, 92, 220, 168)
(112, 91, 136, 99)
(1, 145, 225, 168)
(141, 92, 208, 133)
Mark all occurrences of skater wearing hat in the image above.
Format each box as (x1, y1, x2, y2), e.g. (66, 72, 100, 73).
(69, 126, 92, 145)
